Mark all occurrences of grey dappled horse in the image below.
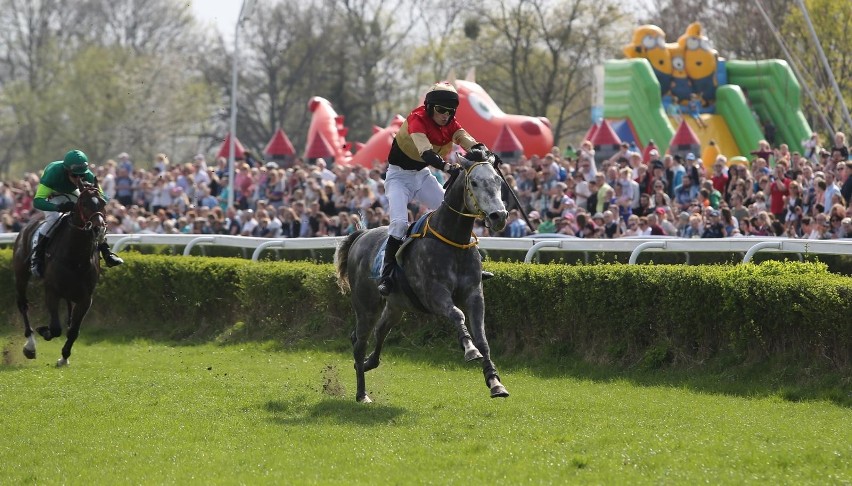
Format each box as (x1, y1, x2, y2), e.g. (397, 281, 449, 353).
(12, 182, 106, 366)
(335, 154, 509, 403)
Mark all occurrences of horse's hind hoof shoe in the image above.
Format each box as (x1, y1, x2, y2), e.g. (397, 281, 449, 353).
(490, 385, 510, 398)
(22, 347, 36, 359)
(357, 395, 373, 404)
(464, 348, 484, 361)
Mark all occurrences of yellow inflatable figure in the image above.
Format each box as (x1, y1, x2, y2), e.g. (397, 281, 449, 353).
(623, 25, 672, 96)
(678, 22, 718, 105)
(667, 42, 690, 106)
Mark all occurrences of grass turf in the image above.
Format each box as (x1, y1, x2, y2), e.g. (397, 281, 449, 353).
(0, 332, 849, 484)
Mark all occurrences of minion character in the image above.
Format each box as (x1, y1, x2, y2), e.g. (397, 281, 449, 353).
(678, 22, 718, 105)
(667, 42, 691, 106)
(623, 25, 672, 97)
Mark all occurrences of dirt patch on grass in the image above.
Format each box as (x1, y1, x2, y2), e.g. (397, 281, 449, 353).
(321, 364, 346, 397)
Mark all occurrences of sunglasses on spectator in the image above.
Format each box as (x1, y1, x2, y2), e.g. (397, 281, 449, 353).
(432, 105, 456, 116)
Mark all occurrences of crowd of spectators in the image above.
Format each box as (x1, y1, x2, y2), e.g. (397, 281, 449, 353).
(493, 134, 852, 240)
(1, 132, 851, 241)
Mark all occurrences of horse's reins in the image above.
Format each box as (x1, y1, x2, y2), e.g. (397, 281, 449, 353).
(491, 154, 535, 231)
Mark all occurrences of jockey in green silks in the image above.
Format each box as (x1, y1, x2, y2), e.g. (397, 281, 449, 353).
(30, 149, 124, 277)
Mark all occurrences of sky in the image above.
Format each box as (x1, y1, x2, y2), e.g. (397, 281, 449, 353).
(190, 1, 244, 42)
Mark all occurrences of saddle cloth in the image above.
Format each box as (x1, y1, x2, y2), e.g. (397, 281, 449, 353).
(370, 212, 432, 280)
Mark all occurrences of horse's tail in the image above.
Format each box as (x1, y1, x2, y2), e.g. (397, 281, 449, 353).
(334, 229, 367, 294)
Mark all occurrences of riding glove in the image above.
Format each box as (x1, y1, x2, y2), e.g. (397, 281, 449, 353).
(421, 150, 445, 170)
(56, 201, 75, 212)
(467, 143, 490, 162)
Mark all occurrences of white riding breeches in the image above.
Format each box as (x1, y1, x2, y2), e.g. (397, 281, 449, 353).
(385, 165, 445, 239)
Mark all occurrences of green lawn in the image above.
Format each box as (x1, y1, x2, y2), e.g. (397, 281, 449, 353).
(0, 333, 849, 485)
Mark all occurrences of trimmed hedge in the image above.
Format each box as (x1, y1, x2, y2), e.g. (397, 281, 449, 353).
(0, 250, 848, 371)
(483, 261, 850, 369)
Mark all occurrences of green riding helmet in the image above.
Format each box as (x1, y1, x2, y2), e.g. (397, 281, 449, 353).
(63, 150, 89, 175)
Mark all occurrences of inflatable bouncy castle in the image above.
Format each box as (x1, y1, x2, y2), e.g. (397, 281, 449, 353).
(605, 21, 812, 166)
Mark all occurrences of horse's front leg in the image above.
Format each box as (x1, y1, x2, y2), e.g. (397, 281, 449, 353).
(464, 292, 509, 398)
(447, 306, 482, 362)
(65, 300, 73, 330)
(58, 298, 91, 367)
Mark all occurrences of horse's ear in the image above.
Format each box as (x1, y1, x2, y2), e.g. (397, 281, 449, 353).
(457, 153, 473, 169)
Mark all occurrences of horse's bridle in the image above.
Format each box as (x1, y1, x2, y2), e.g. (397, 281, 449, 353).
(418, 161, 494, 250)
(444, 161, 492, 222)
(69, 188, 106, 232)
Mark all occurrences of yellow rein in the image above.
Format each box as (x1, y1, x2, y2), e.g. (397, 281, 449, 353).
(409, 161, 490, 250)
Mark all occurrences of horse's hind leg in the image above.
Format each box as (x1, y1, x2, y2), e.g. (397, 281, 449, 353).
(353, 313, 372, 403)
(58, 299, 91, 367)
(364, 305, 403, 372)
(353, 302, 400, 403)
(36, 291, 62, 341)
(16, 273, 36, 359)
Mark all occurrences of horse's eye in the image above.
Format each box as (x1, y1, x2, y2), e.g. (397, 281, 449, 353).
(470, 181, 478, 188)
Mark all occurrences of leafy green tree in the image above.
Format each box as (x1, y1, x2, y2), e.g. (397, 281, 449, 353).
(0, 0, 215, 175)
(781, 0, 852, 137)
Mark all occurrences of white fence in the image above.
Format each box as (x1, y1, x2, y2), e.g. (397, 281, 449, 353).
(2, 232, 851, 264)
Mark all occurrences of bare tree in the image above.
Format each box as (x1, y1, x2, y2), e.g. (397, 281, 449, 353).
(467, 0, 631, 147)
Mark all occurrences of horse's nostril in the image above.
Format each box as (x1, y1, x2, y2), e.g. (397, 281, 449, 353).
(489, 211, 508, 221)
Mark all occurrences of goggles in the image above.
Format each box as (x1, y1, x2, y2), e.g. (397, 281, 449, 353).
(432, 105, 456, 116)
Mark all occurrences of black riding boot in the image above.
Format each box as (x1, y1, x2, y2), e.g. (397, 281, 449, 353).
(377, 236, 402, 296)
(30, 235, 49, 278)
(99, 242, 124, 267)
(482, 270, 494, 280)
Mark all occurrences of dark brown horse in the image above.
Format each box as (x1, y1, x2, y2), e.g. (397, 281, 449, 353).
(12, 181, 106, 366)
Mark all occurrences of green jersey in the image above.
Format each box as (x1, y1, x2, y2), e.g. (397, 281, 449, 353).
(33, 160, 98, 212)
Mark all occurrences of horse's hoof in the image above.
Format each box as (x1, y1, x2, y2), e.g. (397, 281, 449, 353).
(23, 347, 36, 359)
(36, 327, 52, 341)
(464, 348, 483, 361)
(490, 385, 510, 398)
(357, 395, 373, 404)
(56, 358, 69, 367)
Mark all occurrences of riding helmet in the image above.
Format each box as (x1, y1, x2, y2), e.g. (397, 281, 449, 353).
(424, 82, 459, 121)
(63, 150, 89, 175)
